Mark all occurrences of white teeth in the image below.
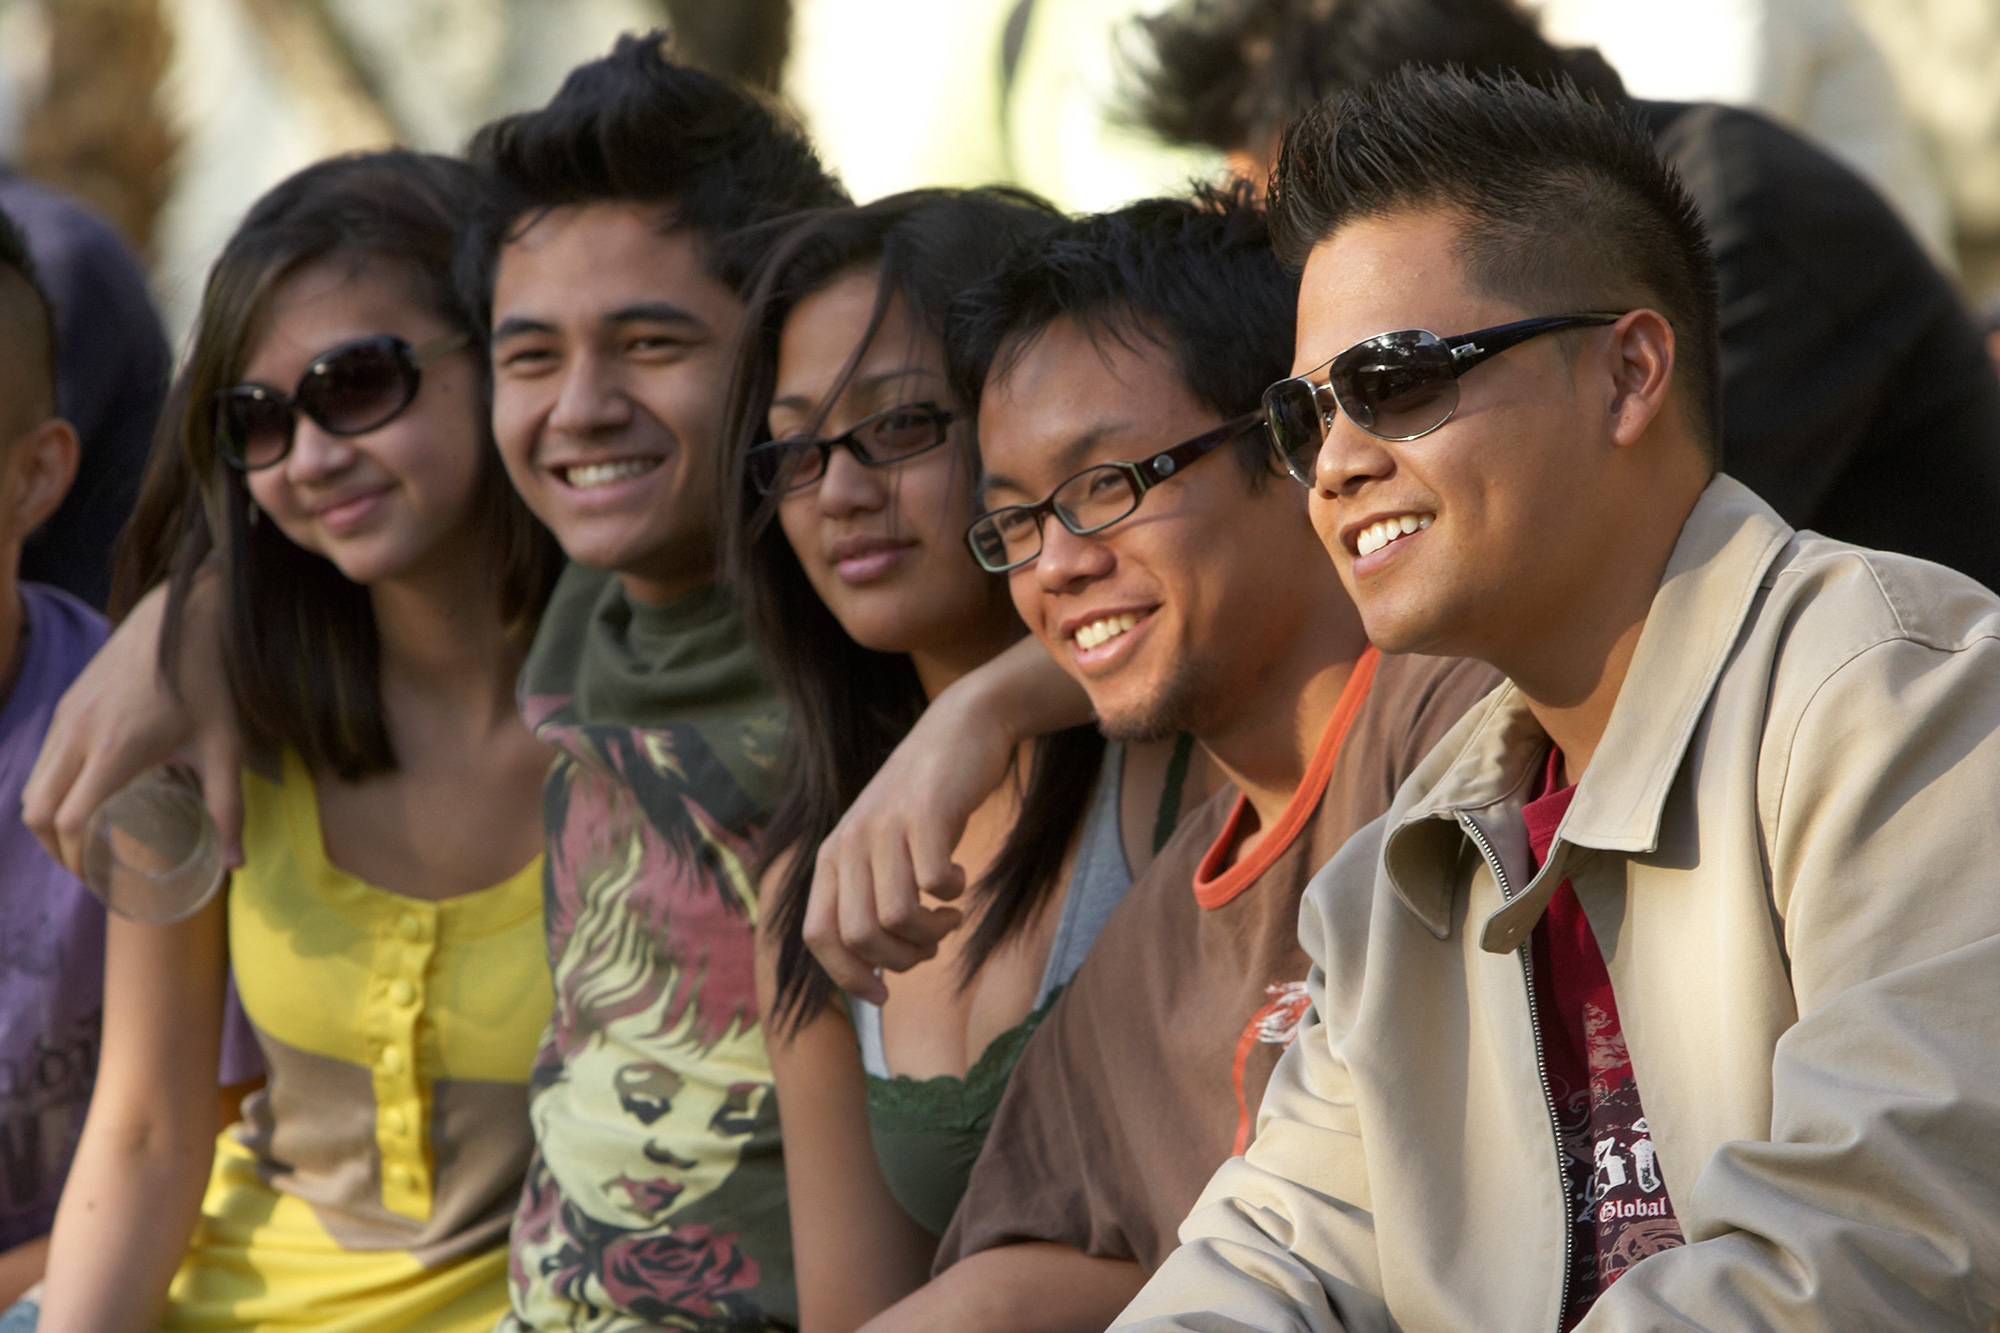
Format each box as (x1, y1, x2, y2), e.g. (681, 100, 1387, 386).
(1074, 611, 1140, 651)
(562, 458, 661, 489)
(1354, 513, 1435, 558)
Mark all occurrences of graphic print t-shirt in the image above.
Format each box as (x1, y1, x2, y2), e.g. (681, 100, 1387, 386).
(505, 566, 791, 1332)
(937, 651, 1500, 1273)
(1525, 747, 1685, 1328)
(0, 584, 107, 1248)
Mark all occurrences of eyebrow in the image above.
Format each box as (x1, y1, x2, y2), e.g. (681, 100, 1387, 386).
(769, 365, 944, 415)
(491, 315, 555, 343)
(982, 420, 1135, 498)
(490, 302, 708, 344)
(607, 301, 707, 330)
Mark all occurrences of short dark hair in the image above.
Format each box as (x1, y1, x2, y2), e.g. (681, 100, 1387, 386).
(457, 30, 847, 327)
(1129, 0, 1623, 157)
(719, 189, 1108, 1032)
(114, 151, 562, 779)
(948, 184, 1294, 484)
(1270, 68, 1721, 452)
(0, 206, 58, 420)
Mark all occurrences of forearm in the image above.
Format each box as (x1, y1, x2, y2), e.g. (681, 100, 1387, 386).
(939, 634, 1092, 747)
(37, 1109, 213, 1332)
(860, 1243, 1143, 1333)
(40, 907, 226, 1332)
(0, 1235, 47, 1308)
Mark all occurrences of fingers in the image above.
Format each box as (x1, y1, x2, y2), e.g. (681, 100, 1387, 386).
(22, 699, 89, 866)
(804, 839, 889, 1003)
(50, 731, 140, 875)
(906, 820, 967, 904)
(192, 732, 247, 868)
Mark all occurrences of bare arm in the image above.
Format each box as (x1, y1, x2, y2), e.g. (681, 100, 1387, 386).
(38, 896, 229, 1333)
(0, 1235, 47, 1308)
(22, 576, 245, 874)
(858, 1243, 1145, 1333)
(804, 636, 1090, 1002)
(758, 857, 936, 1331)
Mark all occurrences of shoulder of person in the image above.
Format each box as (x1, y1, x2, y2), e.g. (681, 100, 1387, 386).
(1762, 532, 2000, 669)
(1636, 99, 1939, 284)
(22, 580, 108, 656)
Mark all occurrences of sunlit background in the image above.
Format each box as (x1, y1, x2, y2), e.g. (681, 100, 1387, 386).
(0, 0, 1994, 344)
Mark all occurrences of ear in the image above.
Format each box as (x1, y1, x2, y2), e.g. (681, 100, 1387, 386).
(6, 417, 80, 535)
(1601, 309, 1675, 450)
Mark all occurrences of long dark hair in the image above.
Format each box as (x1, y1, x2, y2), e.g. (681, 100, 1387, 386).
(112, 150, 562, 779)
(722, 188, 1105, 1033)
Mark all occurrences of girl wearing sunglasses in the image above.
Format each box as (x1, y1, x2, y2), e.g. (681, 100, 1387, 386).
(723, 191, 1214, 1330)
(35, 152, 561, 1333)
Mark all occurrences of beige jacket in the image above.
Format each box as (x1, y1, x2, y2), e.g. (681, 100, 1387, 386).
(1116, 476, 2000, 1333)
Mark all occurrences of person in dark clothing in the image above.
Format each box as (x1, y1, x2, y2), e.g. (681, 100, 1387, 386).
(1128, 0, 2000, 590)
(0, 174, 170, 609)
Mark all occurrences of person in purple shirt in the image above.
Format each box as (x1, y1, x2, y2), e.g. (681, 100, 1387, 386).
(0, 205, 103, 1312)
(0, 173, 169, 611)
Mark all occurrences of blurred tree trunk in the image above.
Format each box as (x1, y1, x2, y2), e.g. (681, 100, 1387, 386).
(663, 0, 791, 88)
(19, 0, 176, 254)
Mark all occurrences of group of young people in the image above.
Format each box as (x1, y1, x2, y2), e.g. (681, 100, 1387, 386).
(0, 7, 1995, 1333)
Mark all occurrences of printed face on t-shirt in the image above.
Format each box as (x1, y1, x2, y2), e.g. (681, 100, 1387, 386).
(489, 204, 744, 604)
(977, 316, 1324, 741)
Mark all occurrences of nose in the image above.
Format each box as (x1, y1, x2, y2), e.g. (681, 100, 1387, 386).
(283, 417, 358, 484)
(1315, 414, 1398, 497)
(546, 348, 633, 439)
(813, 442, 885, 517)
(1033, 514, 1115, 592)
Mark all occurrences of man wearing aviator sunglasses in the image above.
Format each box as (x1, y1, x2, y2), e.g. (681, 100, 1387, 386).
(1121, 70, 2000, 1333)
(839, 190, 1498, 1333)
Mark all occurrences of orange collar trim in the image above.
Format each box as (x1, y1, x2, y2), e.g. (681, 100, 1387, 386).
(1191, 646, 1380, 911)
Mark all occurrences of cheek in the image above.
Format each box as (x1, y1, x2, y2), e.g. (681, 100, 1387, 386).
(489, 381, 543, 472)
(776, 498, 820, 572)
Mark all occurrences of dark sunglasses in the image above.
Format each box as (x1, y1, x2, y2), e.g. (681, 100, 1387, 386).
(746, 401, 956, 496)
(965, 411, 1264, 574)
(1261, 313, 1625, 485)
(214, 331, 471, 472)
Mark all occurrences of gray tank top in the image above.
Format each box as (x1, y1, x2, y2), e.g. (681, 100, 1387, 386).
(850, 742, 1133, 1234)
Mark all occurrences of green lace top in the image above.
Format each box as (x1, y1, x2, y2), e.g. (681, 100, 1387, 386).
(860, 991, 1065, 1235)
(850, 742, 1147, 1235)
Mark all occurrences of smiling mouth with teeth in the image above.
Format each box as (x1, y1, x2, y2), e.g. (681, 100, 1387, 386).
(1074, 611, 1142, 651)
(560, 458, 663, 489)
(1354, 513, 1434, 558)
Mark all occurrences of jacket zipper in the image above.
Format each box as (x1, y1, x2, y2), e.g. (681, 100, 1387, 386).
(1458, 810, 1572, 1332)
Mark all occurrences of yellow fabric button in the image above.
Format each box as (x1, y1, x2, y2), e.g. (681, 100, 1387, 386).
(396, 914, 423, 942)
(389, 1164, 417, 1191)
(388, 979, 416, 1007)
(379, 1045, 404, 1074)
(383, 1107, 408, 1136)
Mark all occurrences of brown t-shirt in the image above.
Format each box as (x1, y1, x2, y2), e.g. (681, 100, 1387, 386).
(935, 648, 1501, 1273)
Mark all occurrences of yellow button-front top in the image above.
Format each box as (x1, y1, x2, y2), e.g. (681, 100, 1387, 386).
(388, 979, 416, 1007)
(379, 1045, 405, 1075)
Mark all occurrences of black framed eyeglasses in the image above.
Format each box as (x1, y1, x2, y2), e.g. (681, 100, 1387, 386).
(1261, 313, 1626, 485)
(214, 331, 471, 472)
(746, 401, 956, 495)
(965, 411, 1264, 574)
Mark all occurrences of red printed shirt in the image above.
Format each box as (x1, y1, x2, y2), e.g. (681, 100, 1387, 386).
(1526, 747, 1685, 1329)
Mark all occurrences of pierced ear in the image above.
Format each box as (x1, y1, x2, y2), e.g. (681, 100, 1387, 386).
(10, 417, 80, 533)
(1605, 309, 1675, 449)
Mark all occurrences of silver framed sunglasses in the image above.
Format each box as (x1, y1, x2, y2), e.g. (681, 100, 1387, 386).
(1261, 312, 1626, 485)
